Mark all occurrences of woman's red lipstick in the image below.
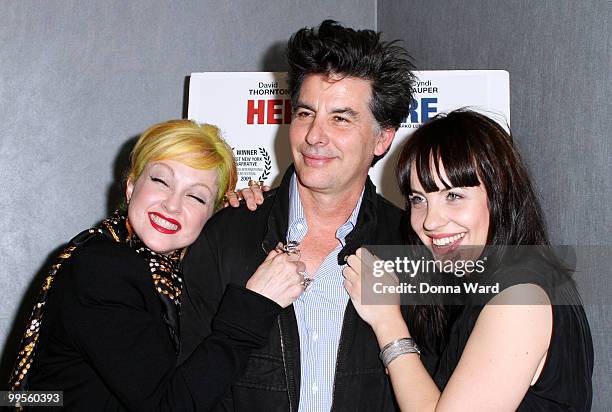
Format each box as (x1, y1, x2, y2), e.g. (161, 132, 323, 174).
(148, 212, 181, 234)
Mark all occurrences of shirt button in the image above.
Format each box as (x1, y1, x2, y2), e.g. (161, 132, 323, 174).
(312, 331, 319, 341)
(312, 383, 318, 394)
(296, 223, 304, 230)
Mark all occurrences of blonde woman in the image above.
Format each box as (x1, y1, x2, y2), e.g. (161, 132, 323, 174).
(10, 120, 305, 410)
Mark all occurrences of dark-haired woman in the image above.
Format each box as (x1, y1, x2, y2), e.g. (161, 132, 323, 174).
(343, 110, 593, 410)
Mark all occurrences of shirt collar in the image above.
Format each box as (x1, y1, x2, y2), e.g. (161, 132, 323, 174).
(287, 173, 363, 246)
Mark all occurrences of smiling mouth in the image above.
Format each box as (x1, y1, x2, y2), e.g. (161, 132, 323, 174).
(302, 153, 334, 165)
(431, 232, 466, 249)
(149, 212, 181, 234)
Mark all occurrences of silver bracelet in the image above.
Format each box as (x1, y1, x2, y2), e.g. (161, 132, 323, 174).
(379, 338, 420, 367)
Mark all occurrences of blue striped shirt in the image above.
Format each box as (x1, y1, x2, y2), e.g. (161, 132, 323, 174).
(287, 174, 363, 412)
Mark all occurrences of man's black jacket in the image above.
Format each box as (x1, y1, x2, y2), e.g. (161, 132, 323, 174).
(180, 166, 408, 411)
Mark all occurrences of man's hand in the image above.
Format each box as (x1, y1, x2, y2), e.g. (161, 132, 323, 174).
(224, 184, 271, 211)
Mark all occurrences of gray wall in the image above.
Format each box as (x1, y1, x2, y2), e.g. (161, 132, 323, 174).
(378, 0, 611, 409)
(0, 0, 375, 381)
(2, 0, 610, 408)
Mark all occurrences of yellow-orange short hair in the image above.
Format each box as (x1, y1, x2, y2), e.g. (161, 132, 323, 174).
(128, 119, 237, 210)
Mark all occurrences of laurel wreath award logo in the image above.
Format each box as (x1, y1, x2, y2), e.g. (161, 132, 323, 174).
(233, 147, 272, 186)
(258, 147, 271, 181)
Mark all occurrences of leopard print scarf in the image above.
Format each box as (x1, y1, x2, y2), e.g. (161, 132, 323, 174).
(8, 210, 183, 391)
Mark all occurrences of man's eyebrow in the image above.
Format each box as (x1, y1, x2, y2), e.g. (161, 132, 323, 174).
(293, 103, 359, 118)
(294, 102, 315, 112)
(330, 107, 359, 117)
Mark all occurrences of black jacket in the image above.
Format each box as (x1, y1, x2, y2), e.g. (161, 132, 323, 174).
(27, 233, 281, 411)
(181, 166, 408, 411)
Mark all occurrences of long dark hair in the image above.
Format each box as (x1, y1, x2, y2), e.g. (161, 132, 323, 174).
(396, 109, 550, 350)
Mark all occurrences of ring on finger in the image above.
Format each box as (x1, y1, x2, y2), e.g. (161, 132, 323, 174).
(297, 271, 313, 290)
(300, 277, 313, 289)
(281, 240, 301, 256)
(248, 179, 264, 188)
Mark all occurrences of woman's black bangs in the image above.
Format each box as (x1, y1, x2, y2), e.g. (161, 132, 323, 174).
(413, 132, 481, 193)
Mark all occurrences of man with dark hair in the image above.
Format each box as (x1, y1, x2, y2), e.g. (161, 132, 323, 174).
(181, 20, 416, 411)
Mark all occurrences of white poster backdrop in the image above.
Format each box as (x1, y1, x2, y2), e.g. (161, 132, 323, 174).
(188, 71, 509, 206)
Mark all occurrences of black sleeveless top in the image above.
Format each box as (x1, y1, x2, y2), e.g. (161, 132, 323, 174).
(432, 253, 594, 411)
